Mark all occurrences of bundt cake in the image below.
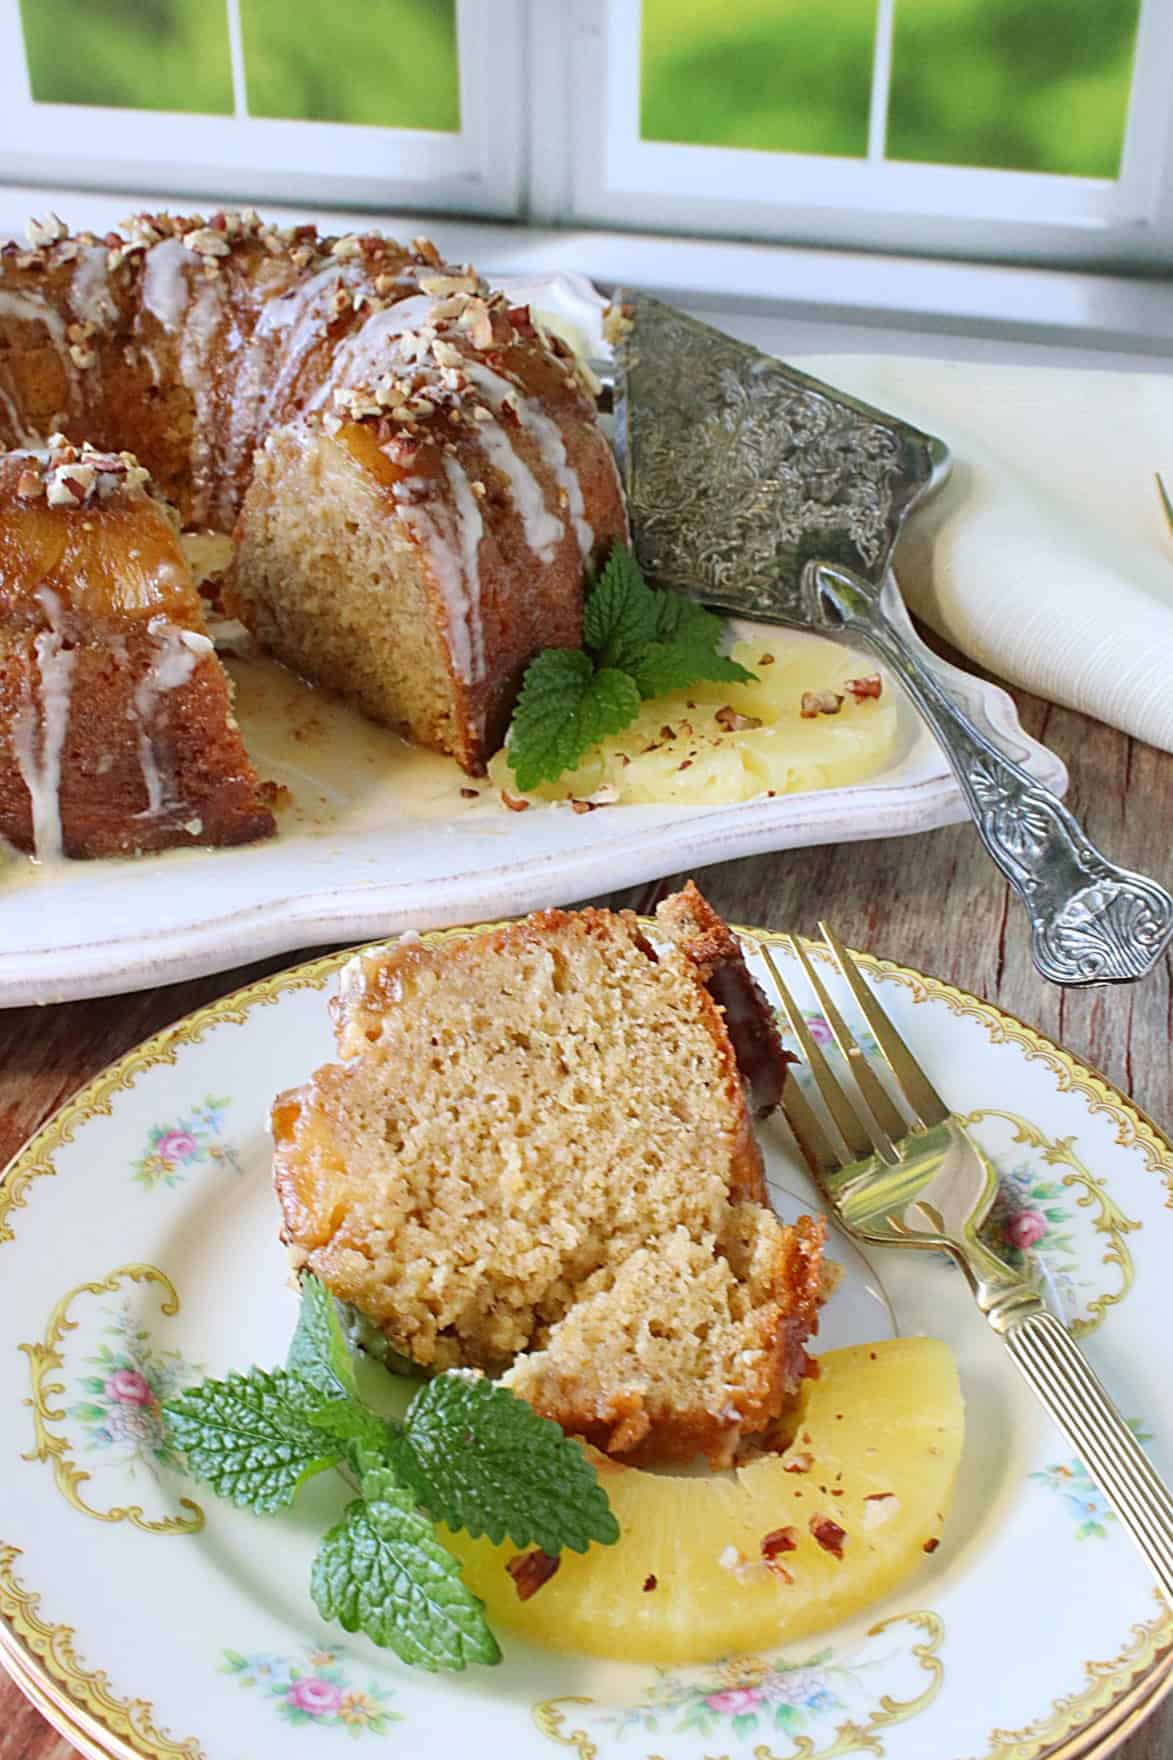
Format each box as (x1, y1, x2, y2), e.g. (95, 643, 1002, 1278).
(0, 209, 627, 849)
(272, 884, 825, 1467)
(0, 439, 272, 857)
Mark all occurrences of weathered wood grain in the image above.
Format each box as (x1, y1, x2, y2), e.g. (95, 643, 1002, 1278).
(1, 640, 1169, 1759)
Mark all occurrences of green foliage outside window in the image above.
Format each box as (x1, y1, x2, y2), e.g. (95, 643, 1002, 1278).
(641, 0, 1143, 179)
(19, 0, 460, 133)
(240, 0, 459, 131)
(19, 0, 233, 115)
(19, 0, 1141, 178)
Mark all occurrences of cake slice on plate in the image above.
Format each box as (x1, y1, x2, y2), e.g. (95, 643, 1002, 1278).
(272, 883, 824, 1467)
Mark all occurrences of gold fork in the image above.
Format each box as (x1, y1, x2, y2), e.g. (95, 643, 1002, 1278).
(762, 922, 1173, 1603)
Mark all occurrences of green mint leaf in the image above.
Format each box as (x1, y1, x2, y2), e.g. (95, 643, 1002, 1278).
(311, 1486, 501, 1672)
(163, 1367, 339, 1514)
(507, 649, 640, 791)
(630, 593, 755, 698)
(287, 1272, 358, 1403)
(398, 1370, 620, 1555)
(652, 590, 723, 647)
(629, 637, 754, 699)
(582, 541, 660, 669)
(307, 1397, 395, 1452)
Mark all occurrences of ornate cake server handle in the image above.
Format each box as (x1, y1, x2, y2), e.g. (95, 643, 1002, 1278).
(815, 563, 1173, 985)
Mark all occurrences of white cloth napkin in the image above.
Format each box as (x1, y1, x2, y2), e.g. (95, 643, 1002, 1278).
(790, 355, 1173, 754)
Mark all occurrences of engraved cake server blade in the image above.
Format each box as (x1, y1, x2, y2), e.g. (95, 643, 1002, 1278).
(612, 292, 1173, 987)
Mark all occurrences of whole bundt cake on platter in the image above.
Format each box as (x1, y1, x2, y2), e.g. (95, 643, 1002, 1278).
(0, 209, 627, 857)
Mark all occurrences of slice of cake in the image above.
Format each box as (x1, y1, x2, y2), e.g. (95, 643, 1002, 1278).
(0, 440, 274, 858)
(272, 885, 825, 1466)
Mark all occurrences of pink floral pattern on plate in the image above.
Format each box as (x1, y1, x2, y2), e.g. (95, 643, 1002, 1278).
(221, 1649, 399, 1734)
(68, 1300, 202, 1474)
(131, 1095, 242, 1191)
(602, 1651, 842, 1743)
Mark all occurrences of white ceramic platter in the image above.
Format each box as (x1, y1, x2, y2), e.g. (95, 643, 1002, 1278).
(0, 275, 1065, 1006)
(0, 924, 1168, 1760)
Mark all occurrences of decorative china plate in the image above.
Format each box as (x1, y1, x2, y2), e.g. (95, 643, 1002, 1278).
(0, 273, 1064, 1007)
(0, 922, 1169, 1760)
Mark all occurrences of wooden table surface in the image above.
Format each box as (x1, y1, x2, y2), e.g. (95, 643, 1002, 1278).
(1, 648, 1170, 1760)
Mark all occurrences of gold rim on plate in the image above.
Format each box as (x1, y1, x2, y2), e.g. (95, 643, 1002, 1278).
(0, 923, 1171, 1760)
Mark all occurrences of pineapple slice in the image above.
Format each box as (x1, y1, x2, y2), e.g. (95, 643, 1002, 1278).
(446, 1338, 962, 1665)
(488, 636, 900, 806)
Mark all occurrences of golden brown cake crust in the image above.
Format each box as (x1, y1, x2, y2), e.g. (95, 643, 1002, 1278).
(512, 1213, 827, 1467)
(272, 890, 821, 1467)
(0, 445, 273, 856)
(656, 880, 794, 1118)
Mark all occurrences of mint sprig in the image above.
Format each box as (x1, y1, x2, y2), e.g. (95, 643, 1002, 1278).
(163, 1274, 617, 1672)
(507, 541, 755, 789)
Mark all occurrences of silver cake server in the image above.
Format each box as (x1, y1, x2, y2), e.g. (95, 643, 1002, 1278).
(611, 291, 1173, 988)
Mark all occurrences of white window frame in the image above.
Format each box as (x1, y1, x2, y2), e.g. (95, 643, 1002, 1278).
(0, 0, 524, 219)
(2, 1, 1173, 359)
(531, 0, 1173, 271)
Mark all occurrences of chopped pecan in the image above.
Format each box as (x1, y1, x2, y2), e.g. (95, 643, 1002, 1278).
(506, 1549, 560, 1601)
(800, 690, 844, 719)
(714, 705, 763, 733)
(25, 213, 68, 249)
(809, 1516, 846, 1559)
(183, 226, 231, 258)
(760, 1526, 799, 1559)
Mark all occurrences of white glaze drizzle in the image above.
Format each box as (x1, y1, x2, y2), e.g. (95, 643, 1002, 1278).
(11, 589, 77, 862)
(397, 457, 484, 685)
(255, 263, 355, 424)
(308, 293, 436, 413)
(178, 281, 222, 523)
(69, 245, 118, 329)
(441, 453, 485, 679)
(140, 238, 190, 330)
(0, 376, 41, 447)
(0, 288, 79, 407)
(138, 238, 222, 520)
(462, 360, 592, 558)
(473, 416, 563, 562)
(132, 617, 210, 816)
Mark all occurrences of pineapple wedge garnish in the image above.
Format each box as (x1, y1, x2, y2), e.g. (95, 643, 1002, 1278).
(488, 636, 900, 806)
(446, 1337, 963, 1664)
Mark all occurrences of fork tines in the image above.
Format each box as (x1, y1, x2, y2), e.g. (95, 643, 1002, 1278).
(762, 923, 947, 1176)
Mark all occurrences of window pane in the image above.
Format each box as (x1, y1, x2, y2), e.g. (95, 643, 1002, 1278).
(240, 0, 460, 130)
(18, 0, 233, 113)
(887, 0, 1142, 177)
(640, 0, 875, 158)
